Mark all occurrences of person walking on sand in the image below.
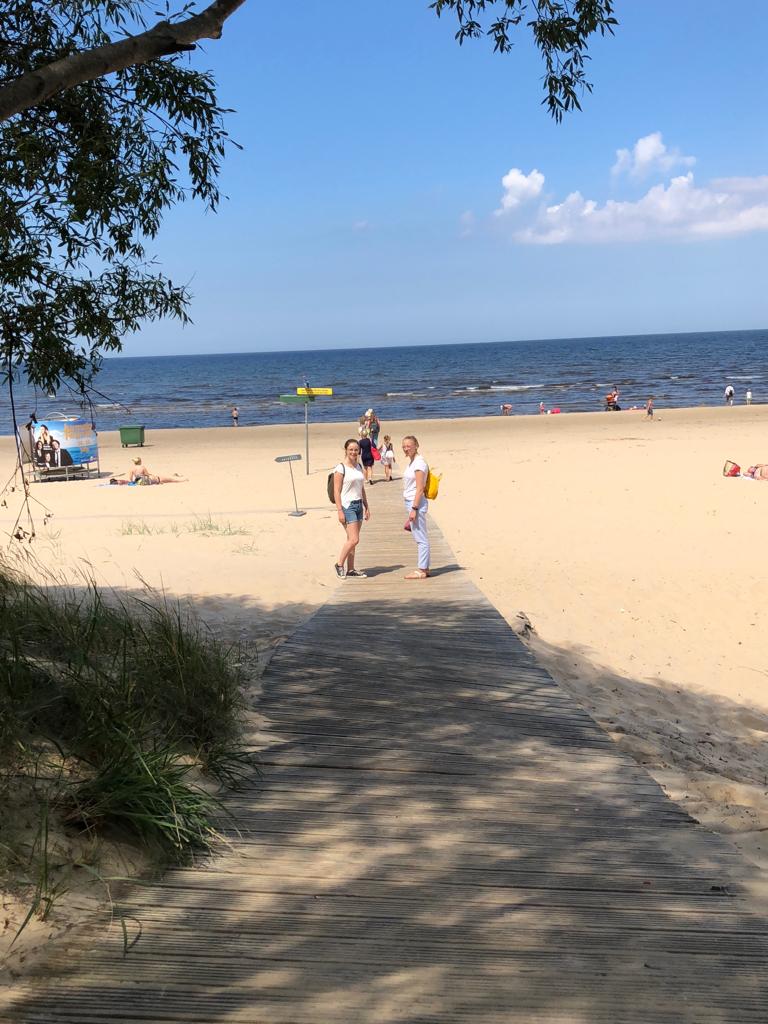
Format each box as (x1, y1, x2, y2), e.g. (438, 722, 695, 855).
(402, 435, 430, 580)
(724, 384, 735, 406)
(746, 388, 753, 406)
(231, 405, 239, 426)
(379, 435, 396, 481)
(332, 439, 370, 578)
(646, 396, 654, 419)
(367, 409, 381, 447)
(358, 430, 375, 485)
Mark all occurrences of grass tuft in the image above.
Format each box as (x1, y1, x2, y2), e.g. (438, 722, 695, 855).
(0, 557, 256, 929)
(119, 516, 250, 537)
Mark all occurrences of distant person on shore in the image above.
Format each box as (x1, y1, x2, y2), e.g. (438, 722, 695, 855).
(231, 405, 239, 426)
(379, 435, 396, 481)
(746, 388, 753, 405)
(646, 397, 654, 419)
(500, 403, 512, 415)
(358, 415, 367, 437)
(605, 389, 620, 411)
(539, 401, 546, 415)
(110, 457, 187, 485)
(402, 435, 430, 580)
(724, 384, 735, 406)
(358, 431, 375, 484)
(332, 439, 370, 578)
(367, 409, 381, 446)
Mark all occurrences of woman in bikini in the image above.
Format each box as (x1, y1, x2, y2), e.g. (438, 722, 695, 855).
(110, 457, 187, 485)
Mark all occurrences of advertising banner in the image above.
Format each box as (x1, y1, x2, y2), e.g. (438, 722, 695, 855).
(31, 418, 98, 469)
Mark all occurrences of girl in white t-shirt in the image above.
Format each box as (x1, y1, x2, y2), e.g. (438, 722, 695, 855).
(332, 438, 370, 579)
(401, 434, 430, 579)
(379, 435, 396, 481)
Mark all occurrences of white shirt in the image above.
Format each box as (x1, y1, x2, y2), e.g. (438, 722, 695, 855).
(379, 445, 395, 465)
(334, 462, 365, 508)
(403, 454, 428, 506)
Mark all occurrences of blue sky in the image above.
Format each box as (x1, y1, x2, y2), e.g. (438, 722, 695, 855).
(126, 0, 768, 356)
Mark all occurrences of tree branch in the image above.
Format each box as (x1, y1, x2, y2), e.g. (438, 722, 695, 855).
(0, 0, 248, 123)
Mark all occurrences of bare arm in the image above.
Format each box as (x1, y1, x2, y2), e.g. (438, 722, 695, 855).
(334, 470, 345, 523)
(409, 469, 426, 521)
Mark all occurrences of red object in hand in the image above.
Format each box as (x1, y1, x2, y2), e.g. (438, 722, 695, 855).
(403, 520, 411, 531)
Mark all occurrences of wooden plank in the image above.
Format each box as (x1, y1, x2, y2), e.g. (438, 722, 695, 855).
(5, 481, 767, 1024)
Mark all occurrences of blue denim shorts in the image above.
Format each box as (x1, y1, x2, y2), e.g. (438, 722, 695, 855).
(343, 500, 363, 524)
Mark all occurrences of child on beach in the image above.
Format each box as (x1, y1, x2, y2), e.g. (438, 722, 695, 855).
(646, 397, 654, 419)
(379, 435, 396, 481)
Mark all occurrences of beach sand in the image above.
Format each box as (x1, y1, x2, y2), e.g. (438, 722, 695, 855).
(2, 404, 768, 961)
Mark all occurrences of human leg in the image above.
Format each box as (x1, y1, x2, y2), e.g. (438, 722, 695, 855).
(338, 517, 361, 571)
(404, 501, 430, 575)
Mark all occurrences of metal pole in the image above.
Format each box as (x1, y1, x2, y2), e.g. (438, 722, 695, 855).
(288, 461, 300, 514)
(305, 400, 309, 475)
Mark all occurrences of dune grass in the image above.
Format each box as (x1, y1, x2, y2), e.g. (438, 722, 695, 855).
(0, 558, 256, 933)
(120, 516, 251, 537)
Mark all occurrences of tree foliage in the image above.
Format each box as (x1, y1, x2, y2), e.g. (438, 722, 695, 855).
(0, 1, 239, 398)
(430, 0, 617, 120)
(0, 0, 617, 405)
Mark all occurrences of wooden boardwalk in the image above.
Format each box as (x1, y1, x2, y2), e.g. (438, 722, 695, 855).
(5, 482, 768, 1022)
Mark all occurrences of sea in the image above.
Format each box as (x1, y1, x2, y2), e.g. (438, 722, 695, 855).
(1, 329, 765, 435)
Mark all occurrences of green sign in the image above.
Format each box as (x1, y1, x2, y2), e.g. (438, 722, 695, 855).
(279, 394, 315, 404)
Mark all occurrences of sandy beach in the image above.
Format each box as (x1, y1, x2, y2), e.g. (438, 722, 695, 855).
(2, 403, 768, 882)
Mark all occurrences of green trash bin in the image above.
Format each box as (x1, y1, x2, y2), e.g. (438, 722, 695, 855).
(119, 424, 145, 447)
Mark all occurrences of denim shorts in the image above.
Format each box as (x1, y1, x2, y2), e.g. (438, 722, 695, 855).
(343, 500, 363, 524)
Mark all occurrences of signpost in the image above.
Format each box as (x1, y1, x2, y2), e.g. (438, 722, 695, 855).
(274, 454, 305, 517)
(278, 385, 334, 475)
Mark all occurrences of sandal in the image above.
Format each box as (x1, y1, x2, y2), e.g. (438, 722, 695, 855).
(404, 569, 429, 580)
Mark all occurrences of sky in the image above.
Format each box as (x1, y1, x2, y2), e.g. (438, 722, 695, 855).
(125, 0, 768, 356)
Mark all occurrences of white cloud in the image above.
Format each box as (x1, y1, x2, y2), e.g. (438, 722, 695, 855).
(494, 167, 544, 214)
(612, 132, 695, 179)
(516, 172, 768, 245)
(352, 220, 369, 232)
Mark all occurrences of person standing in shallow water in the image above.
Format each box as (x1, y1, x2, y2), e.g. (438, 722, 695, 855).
(332, 439, 370, 579)
(401, 434, 430, 580)
(231, 405, 239, 426)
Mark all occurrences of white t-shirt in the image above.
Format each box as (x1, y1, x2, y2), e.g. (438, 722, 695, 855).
(334, 462, 365, 507)
(403, 454, 428, 505)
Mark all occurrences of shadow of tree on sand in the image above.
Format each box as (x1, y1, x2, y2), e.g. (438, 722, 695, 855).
(4, 588, 768, 1023)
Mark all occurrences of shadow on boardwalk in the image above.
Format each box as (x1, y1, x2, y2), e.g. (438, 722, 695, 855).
(4, 490, 768, 1022)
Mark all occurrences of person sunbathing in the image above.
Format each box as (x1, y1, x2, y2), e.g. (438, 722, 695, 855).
(110, 457, 187, 485)
(744, 464, 768, 481)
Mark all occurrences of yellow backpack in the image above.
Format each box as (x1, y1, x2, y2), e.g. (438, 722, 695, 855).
(425, 468, 442, 500)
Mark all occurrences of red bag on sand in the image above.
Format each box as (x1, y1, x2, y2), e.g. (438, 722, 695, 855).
(371, 445, 381, 461)
(723, 460, 741, 477)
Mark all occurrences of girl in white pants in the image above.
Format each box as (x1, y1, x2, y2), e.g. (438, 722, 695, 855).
(401, 435, 430, 579)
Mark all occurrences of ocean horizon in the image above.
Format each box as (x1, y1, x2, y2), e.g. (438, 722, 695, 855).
(2, 328, 765, 436)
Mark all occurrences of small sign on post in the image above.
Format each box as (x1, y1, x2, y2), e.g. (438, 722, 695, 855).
(274, 454, 305, 517)
(278, 384, 334, 476)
